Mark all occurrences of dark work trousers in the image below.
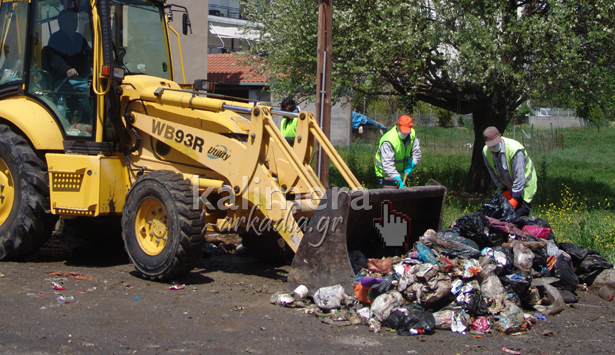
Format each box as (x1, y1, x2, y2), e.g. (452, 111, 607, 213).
(515, 200, 532, 218)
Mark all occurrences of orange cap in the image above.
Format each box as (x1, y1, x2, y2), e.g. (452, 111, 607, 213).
(397, 115, 413, 134)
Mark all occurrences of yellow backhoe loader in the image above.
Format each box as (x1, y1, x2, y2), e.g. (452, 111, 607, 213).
(0, 0, 446, 294)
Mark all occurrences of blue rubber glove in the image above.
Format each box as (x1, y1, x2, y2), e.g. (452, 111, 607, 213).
(394, 175, 405, 188)
(404, 161, 416, 175)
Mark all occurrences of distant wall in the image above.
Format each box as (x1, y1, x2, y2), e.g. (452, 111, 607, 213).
(271, 97, 352, 146)
(168, 0, 209, 84)
(528, 115, 588, 128)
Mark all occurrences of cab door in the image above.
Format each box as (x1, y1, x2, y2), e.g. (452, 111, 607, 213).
(27, 0, 96, 139)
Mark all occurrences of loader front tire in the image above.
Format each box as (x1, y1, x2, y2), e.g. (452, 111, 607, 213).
(0, 125, 51, 260)
(122, 171, 205, 281)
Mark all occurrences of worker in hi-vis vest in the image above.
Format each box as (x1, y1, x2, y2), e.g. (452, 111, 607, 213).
(279, 97, 300, 146)
(482, 126, 537, 218)
(374, 115, 422, 188)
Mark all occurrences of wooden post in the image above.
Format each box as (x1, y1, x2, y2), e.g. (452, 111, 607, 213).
(316, 0, 332, 187)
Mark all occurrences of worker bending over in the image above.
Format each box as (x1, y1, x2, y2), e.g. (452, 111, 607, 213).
(482, 126, 537, 218)
(374, 115, 421, 188)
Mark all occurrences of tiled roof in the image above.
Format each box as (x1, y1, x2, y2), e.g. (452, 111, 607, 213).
(207, 53, 268, 84)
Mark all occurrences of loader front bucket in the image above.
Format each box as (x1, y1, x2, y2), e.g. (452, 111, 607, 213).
(288, 183, 447, 296)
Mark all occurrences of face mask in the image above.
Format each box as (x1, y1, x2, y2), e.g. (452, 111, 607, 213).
(398, 131, 409, 140)
(490, 143, 501, 152)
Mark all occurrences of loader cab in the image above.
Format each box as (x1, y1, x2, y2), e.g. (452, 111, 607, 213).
(0, 0, 171, 141)
(27, 0, 96, 138)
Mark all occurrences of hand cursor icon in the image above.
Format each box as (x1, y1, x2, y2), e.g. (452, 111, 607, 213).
(374, 201, 410, 247)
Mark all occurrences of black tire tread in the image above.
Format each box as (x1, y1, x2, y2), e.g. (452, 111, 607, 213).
(0, 125, 51, 260)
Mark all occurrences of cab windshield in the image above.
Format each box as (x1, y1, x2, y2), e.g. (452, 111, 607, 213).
(110, 0, 171, 80)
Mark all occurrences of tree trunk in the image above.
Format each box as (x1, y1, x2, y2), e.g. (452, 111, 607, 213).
(465, 103, 508, 194)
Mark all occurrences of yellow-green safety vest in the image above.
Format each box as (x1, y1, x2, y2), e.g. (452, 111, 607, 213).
(483, 136, 537, 203)
(281, 116, 297, 138)
(374, 127, 416, 178)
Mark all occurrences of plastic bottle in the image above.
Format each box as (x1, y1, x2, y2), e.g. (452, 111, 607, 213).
(57, 95, 66, 118)
(599, 286, 614, 301)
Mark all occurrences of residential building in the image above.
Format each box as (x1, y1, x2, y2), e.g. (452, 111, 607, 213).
(208, 0, 258, 54)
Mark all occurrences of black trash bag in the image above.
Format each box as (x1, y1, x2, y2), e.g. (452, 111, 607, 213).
(433, 228, 481, 259)
(368, 274, 395, 300)
(385, 310, 436, 335)
(557, 242, 588, 265)
(384, 309, 408, 329)
(505, 272, 532, 301)
(577, 253, 613, 284)
(513, 216, 556, 240)
(532, 247, 549, 271)
(477, 192, 516, 222)
(456, 291, 489, 316)
(493, 246, 516, 275)
(503, 284, 523, 308)
(455, 213, 492, 249)
(551, 254, 579, 292)
(558, 289, 580, 303)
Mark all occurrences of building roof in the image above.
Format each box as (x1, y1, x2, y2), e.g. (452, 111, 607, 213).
(207, 53, 268, 84)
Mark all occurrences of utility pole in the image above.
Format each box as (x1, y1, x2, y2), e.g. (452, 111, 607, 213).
(316, 0, 332, 187)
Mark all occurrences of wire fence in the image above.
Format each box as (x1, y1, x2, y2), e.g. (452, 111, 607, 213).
(360, 108, 471, 128)
(512, 124, 565, 155)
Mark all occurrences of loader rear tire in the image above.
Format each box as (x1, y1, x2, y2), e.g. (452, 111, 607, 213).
(0, 125, 51, 260)
(122, 171, 205, 281)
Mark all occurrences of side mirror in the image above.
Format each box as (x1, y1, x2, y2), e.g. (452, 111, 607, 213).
(182, 13, 192, 35)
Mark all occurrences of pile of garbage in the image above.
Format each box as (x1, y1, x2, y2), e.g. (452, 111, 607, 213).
(271, 192, 614, 336)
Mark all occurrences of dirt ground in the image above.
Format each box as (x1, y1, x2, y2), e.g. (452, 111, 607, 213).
(0, 233, 614, 355)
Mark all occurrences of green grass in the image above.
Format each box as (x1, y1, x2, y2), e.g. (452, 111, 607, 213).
(330, 125, 615, 264)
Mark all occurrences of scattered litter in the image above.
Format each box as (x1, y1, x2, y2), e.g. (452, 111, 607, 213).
(598, 286, 613, 301)
(51, 282, 65, 291)
(502, 348, 521, 355)
(49, 271, 96, 281)
(451, 309, 469, 333)
(57, 295, 74, 304)
(313, 284, 345, 310)
(270, 293, 295, 307)
(292, 285, 309, 301)
(471, 317, 490, 331)
(166, 284, 186, 290)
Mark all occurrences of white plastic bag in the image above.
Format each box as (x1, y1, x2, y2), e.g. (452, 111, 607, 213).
(370, 291, 404, 322)
(313, 284, 345, 310)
